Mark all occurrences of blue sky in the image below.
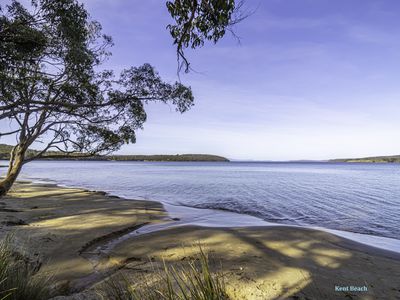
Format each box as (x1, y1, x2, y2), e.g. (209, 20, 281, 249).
(3, 0, 400, 160)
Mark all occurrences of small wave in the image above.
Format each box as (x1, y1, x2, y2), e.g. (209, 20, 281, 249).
(184, 199, 306, 226)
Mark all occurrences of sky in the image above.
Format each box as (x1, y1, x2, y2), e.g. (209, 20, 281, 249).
(2, 0, 400, 160)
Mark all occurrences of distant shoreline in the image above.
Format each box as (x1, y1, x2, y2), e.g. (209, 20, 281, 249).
(330, 155, 400, 163)
(33, 154, 230, 162)
(0, 143, 229, 162)
(2, 159, 400, 164)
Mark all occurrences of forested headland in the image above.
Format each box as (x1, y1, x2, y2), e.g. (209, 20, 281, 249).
(0, 144, 229, 162)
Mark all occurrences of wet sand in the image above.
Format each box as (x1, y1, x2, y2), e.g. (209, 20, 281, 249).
(0, 182, 399, 299)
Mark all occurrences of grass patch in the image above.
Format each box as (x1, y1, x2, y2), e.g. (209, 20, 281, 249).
(98, 247, 229, 300)
(0, 235, 52, 300)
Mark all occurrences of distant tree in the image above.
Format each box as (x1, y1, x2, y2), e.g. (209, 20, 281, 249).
(0, 0, 244, 195)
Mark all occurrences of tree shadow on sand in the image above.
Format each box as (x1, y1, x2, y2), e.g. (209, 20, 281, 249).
(1, 183, 400, 299)
(101, 225, 400, 299)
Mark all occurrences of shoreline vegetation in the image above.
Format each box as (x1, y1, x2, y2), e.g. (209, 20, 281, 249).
(330, 155, 400, 163)
(0, 144, 229, 162)
(0, 182, 399, 299)
(4, 144, 400, 167)
(3, 144, 400, 163)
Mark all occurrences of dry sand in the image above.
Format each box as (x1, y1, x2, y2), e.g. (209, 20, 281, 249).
(0, 182, 166, 290)
(0, 182, 399, 300)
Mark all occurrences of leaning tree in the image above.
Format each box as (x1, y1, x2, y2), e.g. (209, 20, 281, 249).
(0, 0, 244, 195)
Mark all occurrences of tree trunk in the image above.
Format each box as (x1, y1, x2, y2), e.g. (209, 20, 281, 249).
(0, 146, 25, 196)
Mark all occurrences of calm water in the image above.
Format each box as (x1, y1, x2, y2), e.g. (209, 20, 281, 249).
(8, 161, 400, 240)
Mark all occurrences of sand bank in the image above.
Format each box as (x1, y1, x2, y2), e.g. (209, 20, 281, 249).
(0, 182, 166, 290)
(0, 182, 399, 299)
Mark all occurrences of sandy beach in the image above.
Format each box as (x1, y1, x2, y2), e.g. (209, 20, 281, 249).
(0, 182, 399, 299)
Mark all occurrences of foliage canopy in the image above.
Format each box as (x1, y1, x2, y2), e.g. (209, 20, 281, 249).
(0, 0, 243, 195)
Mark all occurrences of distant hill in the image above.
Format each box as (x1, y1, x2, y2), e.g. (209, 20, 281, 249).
(0, 144, 229, 162)
(106, 154, 229, 162)
(331, 155, 400, 163)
